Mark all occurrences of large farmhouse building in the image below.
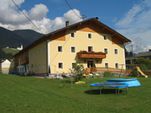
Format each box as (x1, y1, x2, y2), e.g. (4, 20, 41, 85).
(12, 17, 131, 75)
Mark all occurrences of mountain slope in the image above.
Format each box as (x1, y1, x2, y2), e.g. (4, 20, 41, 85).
(0, 27, 27, 48)
(13, 29, 43, 46)
(0, 27, 43, 49)
(0, 27, 44, 60)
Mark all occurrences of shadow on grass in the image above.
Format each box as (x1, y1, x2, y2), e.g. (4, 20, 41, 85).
(85, 89, 124, 95)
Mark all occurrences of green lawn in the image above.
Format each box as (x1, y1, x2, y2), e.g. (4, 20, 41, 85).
(0, 74, 151, 113)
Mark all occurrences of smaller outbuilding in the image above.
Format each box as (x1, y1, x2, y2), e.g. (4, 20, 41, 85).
(0, 59, 11, 74)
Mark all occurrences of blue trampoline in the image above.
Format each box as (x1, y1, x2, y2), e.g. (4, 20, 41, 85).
(90, 78, 141, 94)
(90, 83, 104, 87)
(107, 78, 141, 87)
(90, 82, 128, 88)
(90, 81, 128, 94)
(90, 78, 141, 88)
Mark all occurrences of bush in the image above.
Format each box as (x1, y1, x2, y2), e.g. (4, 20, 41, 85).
(129, 69, 138, 77)
(70, 63, 84, 82)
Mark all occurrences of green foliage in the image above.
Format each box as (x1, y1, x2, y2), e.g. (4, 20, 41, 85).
(103, 71, 114, 77)
(71, 63, 84, 82)
(130, 69, 138, 77)
(135, 58, 151, 70)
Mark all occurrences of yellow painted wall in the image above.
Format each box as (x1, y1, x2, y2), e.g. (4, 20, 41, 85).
(48, 27, 126, 74)
(28, 41, 48, 74)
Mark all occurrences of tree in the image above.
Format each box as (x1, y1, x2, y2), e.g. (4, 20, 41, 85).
(135, 58, 151, 70)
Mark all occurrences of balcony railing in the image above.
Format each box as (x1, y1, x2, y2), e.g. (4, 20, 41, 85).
(77, 51, 106, 59)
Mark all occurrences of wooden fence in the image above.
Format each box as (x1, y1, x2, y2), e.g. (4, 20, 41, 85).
(84, 67, 131, 75)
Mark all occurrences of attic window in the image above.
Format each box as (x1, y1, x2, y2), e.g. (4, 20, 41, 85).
(104, 35, 107, 40)
(88, 33, 92, 38)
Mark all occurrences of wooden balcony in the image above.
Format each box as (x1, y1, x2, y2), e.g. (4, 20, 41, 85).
(77, 51, 106, 59)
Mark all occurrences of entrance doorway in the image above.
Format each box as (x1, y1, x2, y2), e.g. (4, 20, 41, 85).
(87, 60, 95, 68)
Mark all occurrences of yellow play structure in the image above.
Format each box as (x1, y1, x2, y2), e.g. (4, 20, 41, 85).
(136, 66, 148, 78)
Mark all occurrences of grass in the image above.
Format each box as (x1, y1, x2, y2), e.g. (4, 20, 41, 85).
(0, 74, 151, 113)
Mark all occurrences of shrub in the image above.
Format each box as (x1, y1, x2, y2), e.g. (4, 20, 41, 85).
(129, 69, 138, 77)
(70, 63, 84, 82)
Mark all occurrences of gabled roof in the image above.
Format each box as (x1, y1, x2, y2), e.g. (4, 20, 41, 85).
(14, 17, 131, 56)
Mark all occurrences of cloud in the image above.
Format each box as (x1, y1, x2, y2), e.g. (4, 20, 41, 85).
(115, 0, 151, 53)
(0, 0, 27, 25)
(29, 4, 48, 21)
(0, 0, 82, 33)
(50, 9, 82, 31)
(116, 5, 142, 27)
(64, 9, 82, 23)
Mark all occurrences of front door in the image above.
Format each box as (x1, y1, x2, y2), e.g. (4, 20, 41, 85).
(87, 60, 95, 68)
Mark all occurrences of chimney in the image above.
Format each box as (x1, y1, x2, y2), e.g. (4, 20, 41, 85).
(65, 21, 69, 27)
(95, 17, 99, 20)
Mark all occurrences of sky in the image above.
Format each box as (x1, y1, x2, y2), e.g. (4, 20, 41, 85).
(0, 0, 151, 53)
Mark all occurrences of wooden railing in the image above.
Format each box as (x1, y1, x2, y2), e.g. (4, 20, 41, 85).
(77, 51, 106, 59)
(85, 67, 131, 75)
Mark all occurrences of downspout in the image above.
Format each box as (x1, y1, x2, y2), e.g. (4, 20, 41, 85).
(46, 40, 51, 76)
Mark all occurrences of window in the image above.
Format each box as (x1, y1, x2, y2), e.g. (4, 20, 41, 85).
(71, 32, 74, 37)
(115, 49, 118, 54)
(88, 33, 92, 38)
(58, 46, 62, 52)
(88, 46, 93, 52)
(115, 63, 118, 69)
(72, 63, 76, 69)
(104, 48, 108, 54)
(71, 47, 75, 53)
(104, 35, 107, 40)
(58, 62, 63, 69)
(105, 63, 108, 68)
